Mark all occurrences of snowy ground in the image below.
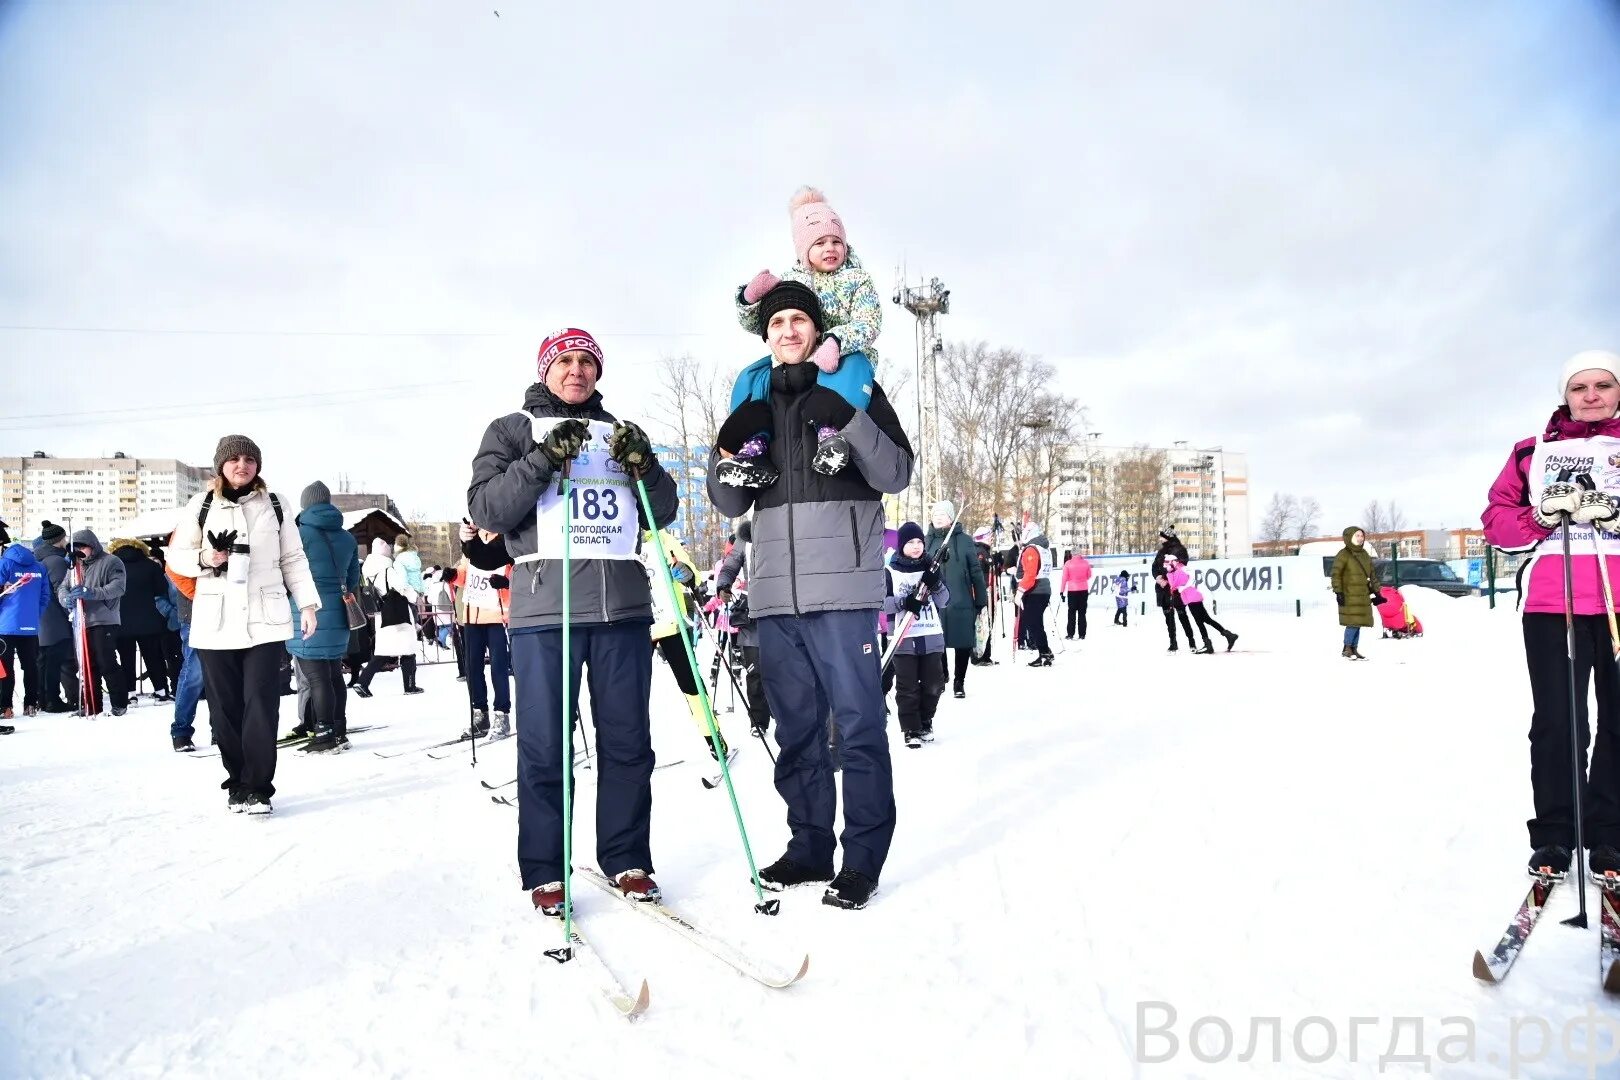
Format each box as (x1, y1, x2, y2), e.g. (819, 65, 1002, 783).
(3, 594, 1617, 1079)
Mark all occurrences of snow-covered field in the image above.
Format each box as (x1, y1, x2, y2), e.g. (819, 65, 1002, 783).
(4, 594, 1618, 1079)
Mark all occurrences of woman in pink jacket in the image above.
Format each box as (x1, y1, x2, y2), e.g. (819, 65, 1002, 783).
(1060, 551, 1093, 640)
(1483, 349, 1620, 878)
(1165, 556, 1237, 654)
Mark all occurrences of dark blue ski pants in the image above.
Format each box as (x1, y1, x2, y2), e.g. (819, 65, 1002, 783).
(757, 610, 895, 880)
(512, 621, 654, 890)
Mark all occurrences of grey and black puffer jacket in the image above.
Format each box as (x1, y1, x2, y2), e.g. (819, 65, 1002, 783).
(467, 382, 679, 632)
(706, 361, 914, 618)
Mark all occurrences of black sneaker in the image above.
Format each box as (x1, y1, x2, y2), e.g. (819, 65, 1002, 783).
(714, 456, 780, 488)
(1193, 644, 1214, 655)
(173, 735, 195, 753)
(1028, 654, 1053, 668)
(288, 723, 311, 740)
(757, 855, 834, 892)
(300, 736, 340, 754)
(1528, 845, 1572, 875)
(404, 686, 425, 696)
(811, 433, 850, 475)
(227, 787, 248, 813)
(904, 732, 922, 749)
(822, 869, 878, 910)
(353, 685, 373, 699)
(0, 724, 14, 735)
(336, 733, 351, 750)
(1590, 845, 1620, 877)
(953, 687, 965, 699)
(1225, 633, 1239, 652)
(244, 792, 273, 816)
(111, 706, 128, 716)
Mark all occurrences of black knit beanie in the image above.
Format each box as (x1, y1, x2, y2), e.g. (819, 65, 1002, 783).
(755, 281, 825, 341)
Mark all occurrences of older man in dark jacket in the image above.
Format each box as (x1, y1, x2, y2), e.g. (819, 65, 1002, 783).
(57, 529, 127, 715)
(468, 327, 678, 915)
(707, 281, 914, 910)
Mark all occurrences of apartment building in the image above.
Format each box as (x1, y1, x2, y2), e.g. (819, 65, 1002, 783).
(0, 451, 211, 542)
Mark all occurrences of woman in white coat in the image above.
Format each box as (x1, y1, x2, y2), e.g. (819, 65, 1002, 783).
(355, 537, 425, 698)
(168, 436, 319, 814)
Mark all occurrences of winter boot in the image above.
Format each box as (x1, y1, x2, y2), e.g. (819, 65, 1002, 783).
(487, 710, 511, 741)
(353, 684, 373, 699)
(404, 683, 425, 696)
(1, 708, 12, 720)
(1028, 653, 1053, 667)
(1167, 644, 1179, 653)
(300, 730, 341, 754)
(467, 708, 490, 738)
(227, 786, 247, 813)
(615, 869, 662, 903)
(532, 881, 565, 917)
(811, 431, 851, 475)
(1341, 645, 1354, 660)
(822, 869, 878, 910)
(1590, 845, 1620, 877)
(0, 724, 14, 735)
(758, 855, 835, 892)
(244, 792, 273, 815)
(1193, 642, 1214, 655)
(172, 735, 195, 753)
(1528, 845, 1572, 875)
(288, 722, 311, 740)
(24, 705, 38, 717)
(1225, 632, 1239, 652)
(714, 434, 780, 488)
(1350, 647, 1368, 661)
(904, 731, 923, 749)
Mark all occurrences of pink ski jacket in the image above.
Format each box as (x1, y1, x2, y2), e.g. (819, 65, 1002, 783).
(1483, 408, 1620, 616)
(1061, 554, 1093, 594)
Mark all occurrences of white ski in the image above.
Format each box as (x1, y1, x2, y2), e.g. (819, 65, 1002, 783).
(543, 914, 650, 1019)
(575, 866, 809, 989)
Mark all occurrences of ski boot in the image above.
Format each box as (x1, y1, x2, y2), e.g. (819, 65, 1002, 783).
(487, 710, 511, 741)
(467, 708, 490, 738)
(532, 881, 565, 917)
(757, 855, 834, 892)
(615, 869, 662, 904)
(1528, 845, 1572, 876)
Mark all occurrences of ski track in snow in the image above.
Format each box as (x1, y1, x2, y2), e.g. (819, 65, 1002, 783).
(2, 598, 1618, 1078)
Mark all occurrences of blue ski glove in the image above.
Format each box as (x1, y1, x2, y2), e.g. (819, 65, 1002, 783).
(64, 585, 90, 603)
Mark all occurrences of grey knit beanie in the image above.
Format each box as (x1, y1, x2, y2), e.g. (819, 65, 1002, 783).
(213, 434, 263, 473)
(300, 480, 331, 510)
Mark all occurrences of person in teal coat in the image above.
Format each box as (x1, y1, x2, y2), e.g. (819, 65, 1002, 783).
(287, 482, 361, 751)
(924, 500, 987, 699)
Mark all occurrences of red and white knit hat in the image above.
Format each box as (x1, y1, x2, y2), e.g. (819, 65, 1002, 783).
(538, 328, 604, 382)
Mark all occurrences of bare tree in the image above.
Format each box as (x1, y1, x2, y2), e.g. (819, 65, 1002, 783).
(1094, 445, 1171, 554)
(1258, 493, 1298, 544)
(1294, 496, 1322, 541)
(1362, 499, 1407, 541)
(651, 352, 730, 563)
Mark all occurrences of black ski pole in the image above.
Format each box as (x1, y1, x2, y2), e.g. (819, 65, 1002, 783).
(1558, 468, 1589, 928)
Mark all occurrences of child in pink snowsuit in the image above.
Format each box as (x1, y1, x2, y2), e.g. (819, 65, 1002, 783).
(1166, 558, 1238, 653)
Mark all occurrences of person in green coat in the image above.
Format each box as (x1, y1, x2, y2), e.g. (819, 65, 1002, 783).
(1330, 525, 1378, 660)
(925, 500, 987, 698)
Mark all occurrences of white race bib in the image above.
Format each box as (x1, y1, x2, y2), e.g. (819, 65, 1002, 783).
(1530, 434, 1620, 556)
(520, 415, 638, 561)
(889, 566, 943, 637)
(462, 565, 505, 613)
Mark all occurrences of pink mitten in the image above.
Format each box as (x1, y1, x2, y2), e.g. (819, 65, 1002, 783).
(741, 269, 780, 304)
(811, 337, 841, 374)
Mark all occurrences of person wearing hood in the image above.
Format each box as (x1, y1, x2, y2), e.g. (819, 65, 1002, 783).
(393, 535, 427, 597)
(1113, 570, 1133, 627)
(31, 521, 78, 712)
(286, 481, 360, 752)
(167, 435, 320, 814)
(356, 536, 423, 698)
(0, 522, 50, 719)
(468, 327, 679, 914)
(1484, 349, 1620, 878)
(109, 537, 172, 702)
(1330, 526, 1378, 660)
(883, 521, 951, 748)
(57, 528, 128, 715)
(924, 500, 986, 699)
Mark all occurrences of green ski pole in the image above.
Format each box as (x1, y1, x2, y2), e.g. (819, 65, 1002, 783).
(634, 471, 777, 916)
(558, 459, 578, 953)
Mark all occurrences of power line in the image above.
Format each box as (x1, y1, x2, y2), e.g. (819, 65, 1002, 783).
(0, 323, 721, 339)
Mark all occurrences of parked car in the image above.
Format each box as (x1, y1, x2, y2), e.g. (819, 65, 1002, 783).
(1374, 558, 1471, 597)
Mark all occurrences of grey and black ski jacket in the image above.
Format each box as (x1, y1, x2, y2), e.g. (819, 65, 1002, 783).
(706, 363, 913, 618)
(467, 383, 679, 632)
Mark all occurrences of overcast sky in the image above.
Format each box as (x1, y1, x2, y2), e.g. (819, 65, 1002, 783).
(2, 1, 1616, 535)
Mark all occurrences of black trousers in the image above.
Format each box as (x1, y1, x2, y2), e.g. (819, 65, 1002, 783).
(1114, 603, 1128, 627)
(1066, 592, 1089, 639)
(1187, 602, 1231, 648)
(951, 646, 970, 691)
(656, 633, 699, 695)
(117, 633, 170, 695)
(360, 653, 417, 692)
(199, 642, 284, 798)
(1162, 602, 1196, 649)
(37, 639, 77, 709)
(1022, 592, 1052, 656)
(740, 643, 770, 732)
(894, 650, 947, 736)
(85, 626, 127, 713)
(296, 657, 348, 739)
(1524, 613, 1620, 848)
(1, 635, 40, 710)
